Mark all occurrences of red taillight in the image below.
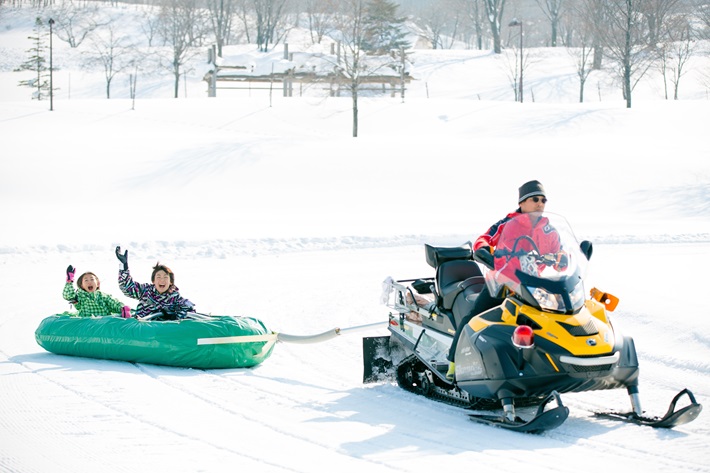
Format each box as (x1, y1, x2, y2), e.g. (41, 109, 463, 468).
(512, 325, 535, 348)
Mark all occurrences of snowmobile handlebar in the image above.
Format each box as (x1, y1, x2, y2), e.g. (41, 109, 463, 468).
(493, 248, 566, 266)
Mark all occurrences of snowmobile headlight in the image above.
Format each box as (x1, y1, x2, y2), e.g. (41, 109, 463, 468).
(569, 281, 586, 311)
(529, 286, 563, 312)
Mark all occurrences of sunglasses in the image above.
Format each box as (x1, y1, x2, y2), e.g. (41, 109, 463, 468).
(530, 196, 547, 203)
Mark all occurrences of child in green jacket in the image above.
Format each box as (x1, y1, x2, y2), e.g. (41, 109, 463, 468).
(63, 265, 131, 318)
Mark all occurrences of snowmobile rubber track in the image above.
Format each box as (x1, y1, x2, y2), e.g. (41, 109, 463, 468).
(395, 355, 500, 410)
(395, 355, 569, 433)
(594, 388, 702, 428)
(468, 392, 569, 434)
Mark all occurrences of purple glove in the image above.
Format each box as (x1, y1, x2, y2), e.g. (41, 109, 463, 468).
(66, 265, 75, 283)
(121, 306, 132, 319)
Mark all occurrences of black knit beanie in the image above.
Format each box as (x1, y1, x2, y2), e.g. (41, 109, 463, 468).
(518, 180, 546, 203)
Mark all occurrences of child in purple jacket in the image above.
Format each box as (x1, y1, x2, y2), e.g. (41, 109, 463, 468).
(115, 246, 195, 320)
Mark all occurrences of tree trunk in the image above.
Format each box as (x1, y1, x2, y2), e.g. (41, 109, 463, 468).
(592, 44, 603, 69)
(174, 63, 180, 98)
(623, 61, 631, 108)
(492, 24, 501, 53)
(551, 19, 557, 47)
(623, 5, 632, 108)
(579, 80, 584, 103)
(352, 86, 358, 138)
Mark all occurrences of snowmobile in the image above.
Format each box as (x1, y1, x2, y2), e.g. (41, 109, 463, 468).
(363, 212, 701, 433)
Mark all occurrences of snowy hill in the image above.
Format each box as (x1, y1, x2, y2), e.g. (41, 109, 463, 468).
(1, 4, 710, 473)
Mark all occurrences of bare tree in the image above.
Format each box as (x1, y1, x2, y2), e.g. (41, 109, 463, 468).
(503, 46, 527, 101)
(570, 14, 595, 102)
(534, 0, 563, 47)
(233, 0, 254, 44)
(640, 0, 681, 46)
(483, 0, 506, 53)
(83, 23, 137, 99)
(304, 0, 337, 44)
(184, 0, 211, 47)
(332, 0, 407, 137)
(576, 0, 606, 69)
(556, 7, 576, 47)
(252, 0, 290, 52)
(206, 0, 235, 57)
(140, 7, 161, 47)
(335, 0, 368, 137)
(656, 20, 695, 99)
(592, 0, 653, 108)
(158, 0, 205, 98)
(49, 2, 106, 48)
(457, 0, 487, 50)
(408, 0, 461, 49)
(697, 0, 710, 39)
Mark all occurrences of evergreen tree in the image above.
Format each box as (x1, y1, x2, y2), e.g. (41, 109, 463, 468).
(15, 17, 52, 100)
(363, 0, 410, 55)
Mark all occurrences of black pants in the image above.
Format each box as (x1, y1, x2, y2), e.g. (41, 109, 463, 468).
(447, 285, 503, 362)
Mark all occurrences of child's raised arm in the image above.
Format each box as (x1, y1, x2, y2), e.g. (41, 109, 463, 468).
(62, 265, 78, 303)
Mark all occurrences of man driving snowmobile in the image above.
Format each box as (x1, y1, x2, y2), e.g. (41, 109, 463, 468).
(373, 185, 701, 431)
(446, 179, 549, 380)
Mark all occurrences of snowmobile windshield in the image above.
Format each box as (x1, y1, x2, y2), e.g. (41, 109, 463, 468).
(485, 212, 588, 314)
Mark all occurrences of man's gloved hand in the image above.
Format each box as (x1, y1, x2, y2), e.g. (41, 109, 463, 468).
(541, 254, 557, 266)
(116, 246, 128, 270)
(121, 306, 132, 318)
(474, 247, 494, 268)
(556, 253, 569, 270)
(66, 265, 75, 283)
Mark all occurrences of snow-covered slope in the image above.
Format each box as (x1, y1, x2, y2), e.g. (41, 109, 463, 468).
(1, 4, 709, 473)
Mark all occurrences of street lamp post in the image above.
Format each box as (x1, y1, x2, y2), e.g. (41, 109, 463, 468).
(49, 17, 54, 111)
(508, 19, 523, 103)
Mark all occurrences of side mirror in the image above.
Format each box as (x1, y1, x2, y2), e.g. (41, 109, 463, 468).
(580, 240, 593, 260)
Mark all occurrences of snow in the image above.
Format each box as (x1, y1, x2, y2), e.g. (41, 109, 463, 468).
(1, 4, 710, 473)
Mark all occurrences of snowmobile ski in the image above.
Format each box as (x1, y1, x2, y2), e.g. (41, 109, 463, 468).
(594, 388, 702, 428)
(468, 391, 569, 434)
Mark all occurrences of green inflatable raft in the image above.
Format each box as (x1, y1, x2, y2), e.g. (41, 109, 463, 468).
(35, 313, 276, 369)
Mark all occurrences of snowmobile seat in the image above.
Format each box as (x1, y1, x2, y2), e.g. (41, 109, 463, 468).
(425, 242, 472, 269)
(437, 260, 484, 310)
(452, 275, 486, 326)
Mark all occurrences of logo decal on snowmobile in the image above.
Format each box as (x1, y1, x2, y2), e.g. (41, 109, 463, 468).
(587, 338, 597, 346)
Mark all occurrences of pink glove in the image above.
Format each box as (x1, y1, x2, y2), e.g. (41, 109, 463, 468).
(66, 265, 75, 283)
(121, 306, 132, 318)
